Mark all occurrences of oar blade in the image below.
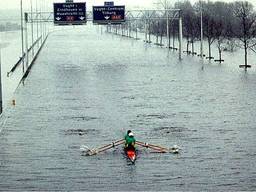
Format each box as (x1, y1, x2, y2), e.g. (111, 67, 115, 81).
(80, 145, 98, 156)
(169, 145, 180, 153)
(136, 141, 180, 154)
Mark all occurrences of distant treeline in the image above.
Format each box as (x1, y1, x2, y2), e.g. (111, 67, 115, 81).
(147, 0, 256, 67)
(0, 22, 20, 32)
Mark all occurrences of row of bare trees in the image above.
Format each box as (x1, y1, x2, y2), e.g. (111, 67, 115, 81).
(149, 0, 256, 69)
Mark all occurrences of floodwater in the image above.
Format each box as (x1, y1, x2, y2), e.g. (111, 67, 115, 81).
(0, 25, 256, 191)
(0, 31, 23, 109)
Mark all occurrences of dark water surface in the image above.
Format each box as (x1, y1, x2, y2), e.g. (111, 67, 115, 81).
(0, 25, 256, 191)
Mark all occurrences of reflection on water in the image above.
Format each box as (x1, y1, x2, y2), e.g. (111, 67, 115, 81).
(0, 25, 256, 191)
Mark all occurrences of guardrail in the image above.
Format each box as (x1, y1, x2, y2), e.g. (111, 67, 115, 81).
(7, 36, 43, 77)
(21, 34, 48, 82)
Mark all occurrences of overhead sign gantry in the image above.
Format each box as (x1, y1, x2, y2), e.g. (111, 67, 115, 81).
(53, 2, 86, 25)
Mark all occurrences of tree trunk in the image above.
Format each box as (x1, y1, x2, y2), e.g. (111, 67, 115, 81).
(172, 25, 175, 49)
(128, 24, 131, 37)
(160, 32, 163, 45)
(173, 36, 175, 49)
(208, 38, 211, 59)
(145, 22, 147, 41)
(168, 20, 171, 48)
(156, 22, 159, 44)
(186, 40, 189, 54)
(191, 40, 194, 55)
(148, 22, 151, 43)
(219, 47, 222, 62)
(244, 40, 248, 70)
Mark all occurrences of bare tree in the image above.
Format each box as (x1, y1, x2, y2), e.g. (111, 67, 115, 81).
(212, 2, 231, 63)
(156, 0, 172, 47)
(152, 19, 163, 46)
(170, 20, 178, 50)
(251, 42, 256, 53)
(224, 21, 236, 52)
(214, 20, 226, 63)
(202, 1, 218, 60)
(233, 1, 256, 70)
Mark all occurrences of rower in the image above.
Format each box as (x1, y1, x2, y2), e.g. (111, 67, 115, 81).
(124, 130, 136, 150)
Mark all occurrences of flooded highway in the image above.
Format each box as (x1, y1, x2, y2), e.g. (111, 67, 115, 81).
(0, 25, 256, 191)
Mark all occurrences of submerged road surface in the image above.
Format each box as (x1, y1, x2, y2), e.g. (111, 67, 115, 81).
(0, 25, 256, 191)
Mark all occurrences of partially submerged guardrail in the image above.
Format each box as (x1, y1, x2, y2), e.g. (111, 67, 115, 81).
(21, 34, 48, 82)
(7, 36, 43, 77)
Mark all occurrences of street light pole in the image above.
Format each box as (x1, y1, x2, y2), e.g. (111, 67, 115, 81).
(200, 0, 203, 58)
(30, 0, 34, 56)
(36, 0, 39, 42)
(25, 12, 29, 69)
(20, 0, 25, 73)
(166, 0, 170, 48)
(0, 47, 2, 114)
(178, 10, 183, 60)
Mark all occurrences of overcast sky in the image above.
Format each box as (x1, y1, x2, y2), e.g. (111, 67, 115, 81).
(0, 0, 256, 11)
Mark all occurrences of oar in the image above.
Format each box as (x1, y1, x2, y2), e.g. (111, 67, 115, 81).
(82, 139, 125, 156)
(95, 139, 124, 153)
(136, 141, 179, 153)
(136, 141, 167, 152)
